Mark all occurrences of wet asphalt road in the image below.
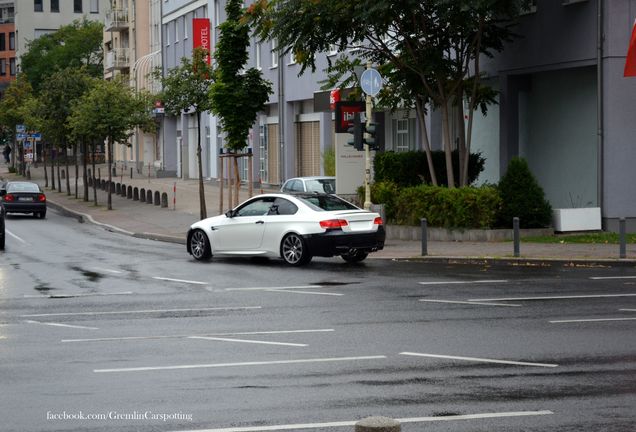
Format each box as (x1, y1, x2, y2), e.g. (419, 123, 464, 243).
(0, 208, 634, 432)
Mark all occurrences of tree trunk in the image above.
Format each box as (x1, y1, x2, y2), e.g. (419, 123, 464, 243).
(441, 103, 455, 188)
(196, 111, 207, 220)
(82, 140, 89, 202)
(56, 153, 61, 193)
(74, 143, 79, 199)
(43, 141, 48, 188)
(92, 142, 97, 205)
(65, 142, 71, 195)
(234, 156, 240, 208)
(456, 95, 468, 187)
(415, 99, 438, 186)
(50, 146, 56, 191)
(107, 137, 113, 210)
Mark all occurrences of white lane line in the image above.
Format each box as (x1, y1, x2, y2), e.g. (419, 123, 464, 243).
(550, 317, 636, 323)
(170, 410, 554, 432)
(23, 291, 133, 299)
(590, 276, 636, 280)
(62, 329, 334, 343)
(22, 306, 261, 318)
(225, 285, 322, 291)
(94, 355, 386, 373)
(619, 309, 636, 312)
(469, 293, 636, 302)
(265, 289, 344, 297)
(400, 352, 558, 368)
(419, 299, 521, 307)
(6, 229, 28, 244)
(153, 277, 209, 285)
(418, 280, 508, 285)
(92, 267, 123, 274)
(189, 336, 307, 347)
(25, 320, 99, 330)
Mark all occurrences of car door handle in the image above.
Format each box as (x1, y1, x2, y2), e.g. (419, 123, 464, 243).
(255, 220, 265, 224)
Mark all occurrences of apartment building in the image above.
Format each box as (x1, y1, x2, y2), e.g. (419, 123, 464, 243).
(0, 0, 15, 97)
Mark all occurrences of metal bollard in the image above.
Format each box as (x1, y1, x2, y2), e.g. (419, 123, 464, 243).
(355, 416, 401, 432)
(420, 218, 428, 256)
(619, 217, 626, 259)
(513, 217, 520, 257)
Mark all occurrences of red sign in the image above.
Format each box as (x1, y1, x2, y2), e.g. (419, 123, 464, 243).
(329, 88, 341, 111)
(334, 101, 365, 133)
(193, 18, 211, 64)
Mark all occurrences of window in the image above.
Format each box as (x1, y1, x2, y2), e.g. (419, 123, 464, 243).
(268, 198, 298, 216)
(328, 45, 338, 56)
(0, 34, 5, 51)
(175, 19, 179, 43)
(34, 0, 43, 12)
(235, 197, 275, 217)
(90, 0, 99, 13)
(9, 57, 16, 76)
(0, 59, 5, 75)
(51, 0, 59, 12)
(271, 38, 277, 68)
(391, 118, 416, 152)
(74, 0, 82, 13)
(9, 32, 14, 50)
(255, 42, 261, 70)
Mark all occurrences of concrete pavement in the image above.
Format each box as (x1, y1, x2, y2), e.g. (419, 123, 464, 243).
(2, 162, 635, 265)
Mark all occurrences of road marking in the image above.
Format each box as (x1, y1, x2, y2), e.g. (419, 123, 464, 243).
(620, 309, 636, 312)
(153, 277, 209, 285)
(418, 280, 508, 286)
(170, 410, 554, 432)
(225, 285, 322, 291)
(419, 299, 521, 307)
(92, 267, 123, 274)
(94, 355, 387, 373)
(6, 229, 28, 244)
(25, 320, 99, 330)
(400, 352, 558, 368)
(265, 289, 344, 297)
(23, 291, 134, 299)
(550, 317, 636, 323)
(590, 276, 636, 280)
(468, 293, 636, 302)
(22, 306, 262, 318)
(189, 336, 307, 347)
(62, 329, 334, 343)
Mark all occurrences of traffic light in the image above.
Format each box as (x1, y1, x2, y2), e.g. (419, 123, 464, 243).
(346, 112, 363, 151)
(363, 117, 379, 150)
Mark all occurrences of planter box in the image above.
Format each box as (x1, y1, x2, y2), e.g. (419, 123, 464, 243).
(552, 207, 601, 232)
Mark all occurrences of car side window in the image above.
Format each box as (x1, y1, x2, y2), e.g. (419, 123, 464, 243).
(290, 180, 304, 192)
(268, 198, 298, 216)
(235, 198, 275, 217)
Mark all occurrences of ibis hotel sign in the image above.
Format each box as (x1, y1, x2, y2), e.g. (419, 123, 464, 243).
(193, 18, 211, 64)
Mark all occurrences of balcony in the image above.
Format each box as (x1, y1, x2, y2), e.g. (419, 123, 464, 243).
(105, 48, 130, 71)
(105, 9, 129, 32)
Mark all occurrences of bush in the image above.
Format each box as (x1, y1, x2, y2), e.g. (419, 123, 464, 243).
(497, 157, 552, 228)
(322, 148, 335, 176)
(389, 184, 501, 228)
(374, 150, 485, 187)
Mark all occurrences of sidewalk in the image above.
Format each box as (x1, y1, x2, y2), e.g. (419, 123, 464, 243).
(2, 163, 635, 265)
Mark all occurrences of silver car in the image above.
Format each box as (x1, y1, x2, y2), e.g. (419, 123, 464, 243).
(281, 176, 336, 194)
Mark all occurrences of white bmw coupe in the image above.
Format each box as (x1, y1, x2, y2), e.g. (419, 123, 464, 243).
(187, 193, 385, 265)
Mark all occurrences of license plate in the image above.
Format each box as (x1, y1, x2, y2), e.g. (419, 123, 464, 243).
(18, 197, 33, 202)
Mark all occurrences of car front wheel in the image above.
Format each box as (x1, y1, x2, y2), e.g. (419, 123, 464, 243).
(281, 233, 312, 266)
(189, 229, 212, 261)
(341, 250, 368, 263)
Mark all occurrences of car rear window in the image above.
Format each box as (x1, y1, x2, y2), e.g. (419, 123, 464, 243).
(298, 195, 358, 211)
(305, 179, 335, 194)
(7, 183, 40, 193)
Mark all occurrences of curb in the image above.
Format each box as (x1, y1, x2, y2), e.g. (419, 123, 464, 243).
(390, 256, 636, 268)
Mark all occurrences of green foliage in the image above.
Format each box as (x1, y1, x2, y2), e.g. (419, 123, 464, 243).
(497, 157, 552, 228)
(210, 0, 272, 151)
(374, 150, 485, 187)
(0, 75, 34, 133)
(322, 148, 335, 176)
(20, 19, 103, 94)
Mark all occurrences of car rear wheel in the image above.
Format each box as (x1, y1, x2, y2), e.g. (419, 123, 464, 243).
(341, 250, 368, 263)
(189, 229, 211, 261)
(281, 233, 312, 266)
(35, 211, 46, 219)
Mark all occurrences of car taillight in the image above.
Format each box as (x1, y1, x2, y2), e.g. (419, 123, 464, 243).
(319, 219, 349, 229)
(3, 193, 14, 202)
(374, 217, 383, 225)
(38, 194, 46, 202)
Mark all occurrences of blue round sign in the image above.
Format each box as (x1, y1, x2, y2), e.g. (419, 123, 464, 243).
(360, 68, 383, 96)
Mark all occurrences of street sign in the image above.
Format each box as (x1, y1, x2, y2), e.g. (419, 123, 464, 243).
(16, 133, 26, 141)
(16, 124, 25, 133)
(360, 68, 383, 97)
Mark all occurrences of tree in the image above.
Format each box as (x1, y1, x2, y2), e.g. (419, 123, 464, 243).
(68, 78, 154, 210)
(247, 0, 526, 187)
(158, 47, 214, 220)
(0, 75, 34, 174)
(20, 19, 103, 94)
(210, 0, 272, 206)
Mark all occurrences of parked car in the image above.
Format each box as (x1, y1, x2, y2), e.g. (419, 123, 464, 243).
(187, 193, 385, 265)
(281, 176, 336, 194)
(0, 205, 4, 250)
(0, 181, 47, 219)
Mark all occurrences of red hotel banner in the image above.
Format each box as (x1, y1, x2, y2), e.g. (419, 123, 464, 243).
(193, 18, 211, 64)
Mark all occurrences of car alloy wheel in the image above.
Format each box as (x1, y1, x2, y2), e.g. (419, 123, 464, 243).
(281, 233, 311, 266)
(190, 229, 211, 261)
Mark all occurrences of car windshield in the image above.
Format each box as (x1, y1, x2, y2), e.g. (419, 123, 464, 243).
(305, 179, 335, 194)
(7, 183, 40, 193)
(298, 194, 358, 211)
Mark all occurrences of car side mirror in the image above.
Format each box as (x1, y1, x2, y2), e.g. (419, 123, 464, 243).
(225, 210, 236, 218)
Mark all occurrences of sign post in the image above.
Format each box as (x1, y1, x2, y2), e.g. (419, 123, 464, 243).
(360, 65, 383, 210)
